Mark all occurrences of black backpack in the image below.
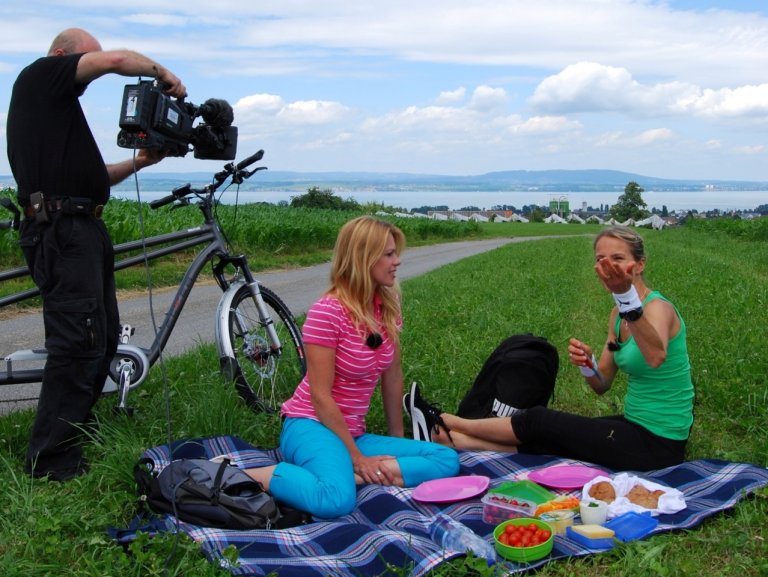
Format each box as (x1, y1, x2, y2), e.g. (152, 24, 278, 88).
(457, 334, 559, 419)
(134, 457, 303, 530)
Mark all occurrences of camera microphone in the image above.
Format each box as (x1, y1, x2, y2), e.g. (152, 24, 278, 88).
(198, 98, 234, 128)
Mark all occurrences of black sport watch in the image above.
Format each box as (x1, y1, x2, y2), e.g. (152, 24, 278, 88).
(620, 307, 644, 322)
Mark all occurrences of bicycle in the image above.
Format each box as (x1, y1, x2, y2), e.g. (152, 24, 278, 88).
(0, 151, 306, 414)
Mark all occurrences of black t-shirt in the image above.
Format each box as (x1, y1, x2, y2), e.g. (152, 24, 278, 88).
(6, 54, 110, 206)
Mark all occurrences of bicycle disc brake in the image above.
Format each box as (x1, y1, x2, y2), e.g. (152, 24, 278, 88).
(241, 333, 277, 377)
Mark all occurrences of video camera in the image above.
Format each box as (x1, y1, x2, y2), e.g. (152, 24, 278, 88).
(117, 80, 237, 160)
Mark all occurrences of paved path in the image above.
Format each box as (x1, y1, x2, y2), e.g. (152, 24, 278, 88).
(0, 236, 549, 414)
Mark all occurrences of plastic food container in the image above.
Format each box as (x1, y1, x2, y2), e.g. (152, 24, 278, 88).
(565, 524, 615, 550)
(493, 518, 554, 562)
(482, 493, 537, 525)
(538, 510, 576, 535)
(604, 511, 659, 542)
(579, 499, 608, 525)
(482, 480, 553, 525)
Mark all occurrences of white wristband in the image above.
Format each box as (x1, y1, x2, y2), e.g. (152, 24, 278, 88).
(612, 285, 642, 313)
(580, 354, 598, 377)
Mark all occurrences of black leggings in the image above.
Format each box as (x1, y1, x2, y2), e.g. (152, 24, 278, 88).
(511, 406, 687, 472)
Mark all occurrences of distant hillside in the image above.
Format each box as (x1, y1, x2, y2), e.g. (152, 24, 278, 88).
(4, 169, 767, 194)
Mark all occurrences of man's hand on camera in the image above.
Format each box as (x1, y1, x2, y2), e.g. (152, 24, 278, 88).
(135, 148, 171, 169)
(158, 70, 186, 99)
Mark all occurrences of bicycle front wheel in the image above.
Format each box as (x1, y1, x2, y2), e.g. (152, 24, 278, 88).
(224, 283, 306, 412)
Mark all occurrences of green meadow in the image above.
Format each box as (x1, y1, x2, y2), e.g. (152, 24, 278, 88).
(0, 206, 766, 576)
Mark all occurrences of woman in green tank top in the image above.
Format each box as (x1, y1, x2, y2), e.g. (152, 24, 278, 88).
(406, 225, 694, 471)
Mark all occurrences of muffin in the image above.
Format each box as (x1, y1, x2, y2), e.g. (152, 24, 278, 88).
(588, 481, 616, 504)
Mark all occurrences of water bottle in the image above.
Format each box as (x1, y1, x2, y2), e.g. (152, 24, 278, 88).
(428, 513, 496, 565)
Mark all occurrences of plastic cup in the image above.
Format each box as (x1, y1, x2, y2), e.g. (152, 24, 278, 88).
(579, 500, 608, 525)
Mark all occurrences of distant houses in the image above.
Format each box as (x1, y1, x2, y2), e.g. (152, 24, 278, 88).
(382, 208, 762, 228)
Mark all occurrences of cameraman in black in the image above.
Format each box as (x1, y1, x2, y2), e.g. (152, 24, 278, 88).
(6, 28, 186, 481)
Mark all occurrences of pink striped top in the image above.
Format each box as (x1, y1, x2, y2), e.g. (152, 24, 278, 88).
(280, 294, 400, 437)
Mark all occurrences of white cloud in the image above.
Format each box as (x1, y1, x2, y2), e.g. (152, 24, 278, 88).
(467, 85, 507, 112)
(595, 128, 675, 148)
(688, 85, 768, 118)
(500, 115, 582, 135)
(217, 2, 768, 86)
(5, 1, 768, 84)
(360, 105, 480, 134)
(302, 131, 354, 151)
(121, 13, 189, 27)
(634, 128, 674, 145)
(436, 87, 465, 104)
(234, 94, 286, 119)
(531, 61, 768, 122)
(232, 94, 351, 147)
(734, 144, 766, 155)
(277, 100, 350, 125)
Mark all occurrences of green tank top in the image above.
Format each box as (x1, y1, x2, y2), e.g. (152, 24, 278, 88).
(613, 291, 694, 440)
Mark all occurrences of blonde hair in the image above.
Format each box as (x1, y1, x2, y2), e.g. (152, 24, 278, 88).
(328, 216, 405, 345)
(594, 225, 646, 262)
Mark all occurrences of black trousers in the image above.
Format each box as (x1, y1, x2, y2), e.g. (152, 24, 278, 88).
(511, 406, 687, 472)
(19, 212, 119, 477)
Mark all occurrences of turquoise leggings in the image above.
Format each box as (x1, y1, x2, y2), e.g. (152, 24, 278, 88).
(269, 417, 460, 518)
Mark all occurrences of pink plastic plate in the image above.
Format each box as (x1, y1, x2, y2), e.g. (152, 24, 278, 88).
(527, 465, 607, 490)
(412, 475, 490, 503)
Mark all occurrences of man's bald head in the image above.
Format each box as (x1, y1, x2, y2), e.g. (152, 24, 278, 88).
(48, 28, 102, 56)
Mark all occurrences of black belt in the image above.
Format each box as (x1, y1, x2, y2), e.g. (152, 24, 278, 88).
(24, 197, 104, 219)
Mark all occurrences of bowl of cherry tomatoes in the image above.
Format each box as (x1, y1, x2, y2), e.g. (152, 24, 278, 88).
(493, 517, 554, 562)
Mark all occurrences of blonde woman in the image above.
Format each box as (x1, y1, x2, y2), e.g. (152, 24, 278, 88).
(247, 216, 459, 518)
(407, 226, 694, 472)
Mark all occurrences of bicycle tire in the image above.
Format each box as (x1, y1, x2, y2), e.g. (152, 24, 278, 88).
(225, 283, 306, 412)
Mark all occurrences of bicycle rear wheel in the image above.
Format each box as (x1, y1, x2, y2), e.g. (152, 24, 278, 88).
(224, 284, 306, 412)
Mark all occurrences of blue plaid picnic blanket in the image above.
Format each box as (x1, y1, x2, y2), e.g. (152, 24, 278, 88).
(110, 435, 768, 576)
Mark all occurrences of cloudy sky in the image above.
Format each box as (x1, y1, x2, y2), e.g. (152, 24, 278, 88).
(1, 1, 768, 206)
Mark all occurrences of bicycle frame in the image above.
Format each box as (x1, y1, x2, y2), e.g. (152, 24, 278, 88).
(1, 150, 297, 412)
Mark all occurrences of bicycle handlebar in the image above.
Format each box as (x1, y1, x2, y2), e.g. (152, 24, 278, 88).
(148, 150, 265, 210)
(236, 149, 264, 171)
(149, 184, 191, 209)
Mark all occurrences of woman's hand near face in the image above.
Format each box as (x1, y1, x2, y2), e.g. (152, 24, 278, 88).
(595, 257, 636, 293)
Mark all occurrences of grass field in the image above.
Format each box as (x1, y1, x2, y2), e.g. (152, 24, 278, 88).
(0, 217, 766, 576)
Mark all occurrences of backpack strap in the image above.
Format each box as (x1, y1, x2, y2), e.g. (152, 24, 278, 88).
(209, 459, 229, 505)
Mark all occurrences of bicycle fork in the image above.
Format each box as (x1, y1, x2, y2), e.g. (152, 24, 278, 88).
(215, 280, 282, 380)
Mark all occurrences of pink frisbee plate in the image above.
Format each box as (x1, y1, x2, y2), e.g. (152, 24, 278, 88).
(527, 465, 607, 490)
(412, 475, 490, 503)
